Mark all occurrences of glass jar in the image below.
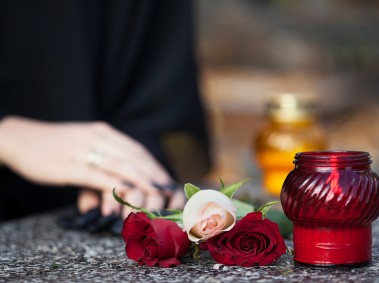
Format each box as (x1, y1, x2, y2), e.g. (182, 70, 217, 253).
(254, 93, 327, 196)
(281, 151, 379, 266)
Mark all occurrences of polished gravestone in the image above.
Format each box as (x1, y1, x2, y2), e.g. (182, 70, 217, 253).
(0, 209, 378, 282)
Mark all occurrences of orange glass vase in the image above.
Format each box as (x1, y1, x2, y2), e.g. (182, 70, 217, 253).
(254, 94, 326, 196)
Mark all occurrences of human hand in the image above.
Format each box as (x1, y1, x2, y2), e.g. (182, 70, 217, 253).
(0, 116, 184, 217)
(59, 186, 185, 235)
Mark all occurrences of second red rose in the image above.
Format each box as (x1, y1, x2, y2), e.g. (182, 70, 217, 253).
(206, 211, 286, 266)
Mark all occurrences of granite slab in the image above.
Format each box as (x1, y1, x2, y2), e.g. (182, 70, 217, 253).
(0, 210, 379, 283)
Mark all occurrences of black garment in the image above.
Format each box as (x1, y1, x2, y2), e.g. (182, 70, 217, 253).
(0, 0, 209, 221)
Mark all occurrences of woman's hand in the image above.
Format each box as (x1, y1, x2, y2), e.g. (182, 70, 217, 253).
(0, 116, 185, 216)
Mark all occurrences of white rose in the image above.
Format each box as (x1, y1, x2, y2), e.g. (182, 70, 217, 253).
(182, 189, 236, 243)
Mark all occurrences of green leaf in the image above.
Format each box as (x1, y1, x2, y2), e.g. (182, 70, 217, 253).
(266, 209, 293, 239)
(232, 199, 255, 219)
(218, 176, 225, 188)
(184, 183, 201, 199)
(220, 177, 249, 199)
(256, 201, 281, 219)
(154, 209, 162, 217)
(50, 263, 60, 269)
(165, 208, 183, 214)
(161, 213, 183, 222)
(192, 244, 201, 259)
(113, 188, 138, 208)
(112, 188, 156, 219)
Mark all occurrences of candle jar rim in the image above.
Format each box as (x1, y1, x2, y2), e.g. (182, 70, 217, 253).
(294, 150, 372, 166)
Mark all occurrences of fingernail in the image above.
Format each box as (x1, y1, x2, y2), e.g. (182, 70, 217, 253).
(152, 182, 179, 192)
(122, 181, 134, 188)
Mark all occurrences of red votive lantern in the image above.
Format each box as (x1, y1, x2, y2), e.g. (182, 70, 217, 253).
(281, 151, 379, 266)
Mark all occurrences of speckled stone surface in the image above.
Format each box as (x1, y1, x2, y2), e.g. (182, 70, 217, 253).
(1, 210, 379, 283)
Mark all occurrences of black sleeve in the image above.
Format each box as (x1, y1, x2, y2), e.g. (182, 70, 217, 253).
(0, 0, 210, 181)
(99, 1, 210, 179)
(0, 112, 7, 121)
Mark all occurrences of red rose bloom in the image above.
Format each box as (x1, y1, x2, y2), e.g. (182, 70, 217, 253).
(122, 212, 191, 268)
(206, 212, 286, 266)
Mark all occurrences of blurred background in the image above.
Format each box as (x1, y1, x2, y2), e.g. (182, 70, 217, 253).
(192, 0, 379, 198)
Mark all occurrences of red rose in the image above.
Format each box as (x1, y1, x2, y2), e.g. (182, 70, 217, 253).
(122, 212, 191, 268)
(206, 212, 286, 266)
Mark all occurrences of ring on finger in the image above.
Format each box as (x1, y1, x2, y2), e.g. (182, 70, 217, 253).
(85, 148, 105, 167)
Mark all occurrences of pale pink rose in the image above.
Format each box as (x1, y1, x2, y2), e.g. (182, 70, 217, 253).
(182, 190, 236, 242)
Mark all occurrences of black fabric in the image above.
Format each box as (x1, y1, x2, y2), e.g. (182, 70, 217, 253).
(0, 0, 209, 221)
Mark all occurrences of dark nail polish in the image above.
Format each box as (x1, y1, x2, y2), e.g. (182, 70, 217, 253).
(58, 207, 101, 229)
(152, 182, 179, 192)
(87, 214, 119, 233)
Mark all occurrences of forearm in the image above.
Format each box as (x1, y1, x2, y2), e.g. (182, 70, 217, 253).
(0, 115, 40, 168)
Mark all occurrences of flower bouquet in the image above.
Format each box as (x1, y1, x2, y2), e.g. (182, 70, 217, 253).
(113, 178, 287, 268)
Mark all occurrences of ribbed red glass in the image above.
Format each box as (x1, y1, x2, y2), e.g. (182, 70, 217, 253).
(281, 151, 379, 266)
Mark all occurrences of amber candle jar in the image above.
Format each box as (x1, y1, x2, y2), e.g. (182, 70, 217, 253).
(254, 94, 326, 197)
(281, 151, 379, 266)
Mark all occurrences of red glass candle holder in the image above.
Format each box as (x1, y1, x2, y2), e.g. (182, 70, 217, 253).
(281, 151, 379, 266)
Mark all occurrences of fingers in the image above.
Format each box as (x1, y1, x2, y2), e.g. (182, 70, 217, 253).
(168, 189, 186, 210)
(145, 193, 165, 212)
(94, 156, 165, 196)
(74, 122, 179, 218)
(74, 186, 183, 237)
(99, 141, 170, 184)
(92, 122, 170, 180)
(82, 122, 173, 196)
(122, 189, 145, 219)
(71, 163, 125, 192)
(119, 188, 166, 219)
(101, 189, 121, 216)
(77, 189, 100, 213)
(75, 165, 174, 218)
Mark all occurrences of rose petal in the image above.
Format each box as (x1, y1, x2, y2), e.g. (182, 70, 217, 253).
(122, 212, 153, 241)
(206, 212, 286, 267)
(190, 210, 230, 240)
(223, 211, 235, 232)
(122, 212, 190, 268)
(183, 190, 236, 232)
(158, 258, 182, 268)
(123, 213, 154, 262)
(149, 219, 176, 259)
(125, 238, 145, 262)
(167, 224, 191, 257)
(198, 204, 226, 222)
(150, 218, 191, 266)
(142, 238, 159, 267)
(235, 211, 263, 229)
(183, 190, 236, 242)
(143, 237, 159, 260)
